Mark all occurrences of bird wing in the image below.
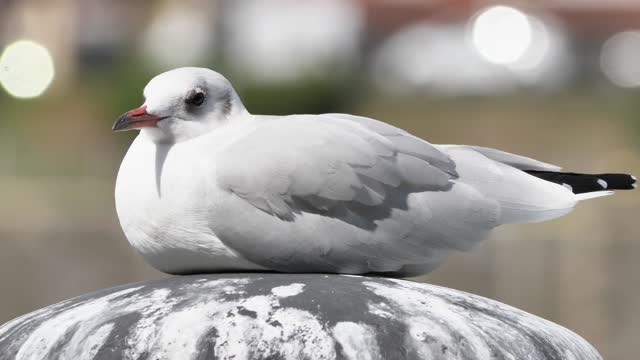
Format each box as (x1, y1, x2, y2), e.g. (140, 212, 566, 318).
(215, 114, 456, 220)
(465, 145, 562, 171)
(436, 145, 575, 224)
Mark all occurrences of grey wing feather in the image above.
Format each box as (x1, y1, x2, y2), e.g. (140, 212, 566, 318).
(466, 145, 562, 171)
(324, 113, 457, 176)
(216, 114, 455, 219)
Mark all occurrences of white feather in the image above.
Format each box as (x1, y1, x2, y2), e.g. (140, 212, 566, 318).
(575, 191, 614, 201)
(437, 145, 576, 224)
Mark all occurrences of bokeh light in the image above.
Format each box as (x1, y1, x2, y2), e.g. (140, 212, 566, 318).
(471, 6, 532, 65)
(0, 40, 55, 99)
(507, 16, 550, 72)
(372, 23, 513, 95)
(372, 17, 571, 95)
(506, 15, 572, 87)
(601, 31, 640, 88)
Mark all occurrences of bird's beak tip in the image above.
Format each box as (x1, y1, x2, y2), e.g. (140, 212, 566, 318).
(112, 106, 162, 132)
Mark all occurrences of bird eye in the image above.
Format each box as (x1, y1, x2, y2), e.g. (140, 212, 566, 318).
(185, 89, 206, 107)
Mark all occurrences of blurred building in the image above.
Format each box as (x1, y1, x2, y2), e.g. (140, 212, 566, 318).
(4, 0, 640, 94)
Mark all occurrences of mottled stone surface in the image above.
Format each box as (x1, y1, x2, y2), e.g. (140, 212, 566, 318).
(0, 274, 601, 360)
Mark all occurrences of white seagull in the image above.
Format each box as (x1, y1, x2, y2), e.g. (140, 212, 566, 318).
(113, 67, 637, 276)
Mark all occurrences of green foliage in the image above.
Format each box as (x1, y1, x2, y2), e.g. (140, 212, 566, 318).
(235, 77, 359, 116)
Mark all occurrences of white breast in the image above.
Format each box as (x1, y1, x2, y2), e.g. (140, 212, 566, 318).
(114, 133, 263, 274)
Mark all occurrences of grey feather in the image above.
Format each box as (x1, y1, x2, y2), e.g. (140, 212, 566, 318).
(467, 145, 562, 171)
(325, 113, 457, 175)
(396, 153, 451, 188)
(216, 115, 456, 219)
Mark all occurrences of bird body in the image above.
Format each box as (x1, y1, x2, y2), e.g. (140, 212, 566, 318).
(114, 67, 636, 276)
(115, 118, 264, 273)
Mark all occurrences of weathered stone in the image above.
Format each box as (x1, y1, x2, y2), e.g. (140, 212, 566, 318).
(0, 274, 601, 360)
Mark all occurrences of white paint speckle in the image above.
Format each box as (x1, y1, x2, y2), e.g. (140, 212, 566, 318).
(64, 322, 114, 359)
(367, 302, 394, 319)
(14, 286, 143, 360)
(332, 322, 382, 360)
(148, 302, 218, 360)
(262, 308, 336, 360)
(271, 283, 305, 298)
(124, 288, 180, 359)
(129, 279, 332, 360)
(0, 299, 72, 343)
(365, 280, 601, 360)
(241, 295, 274, 314)
(364, 281, 492, 359)
(222, 285, 246, 295)
(204, 290, 335, 360)
(195, 278, 251, 290)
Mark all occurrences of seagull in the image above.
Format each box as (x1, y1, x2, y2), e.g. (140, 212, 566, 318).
(113, 67, 637, 276)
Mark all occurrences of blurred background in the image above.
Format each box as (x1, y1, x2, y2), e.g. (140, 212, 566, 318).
(0, 0, 638, 358)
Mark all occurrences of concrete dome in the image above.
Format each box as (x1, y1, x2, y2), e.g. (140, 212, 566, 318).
(0, 274, 601, 359)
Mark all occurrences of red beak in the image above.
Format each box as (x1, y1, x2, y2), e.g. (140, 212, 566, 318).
(112, 106, 165, 132)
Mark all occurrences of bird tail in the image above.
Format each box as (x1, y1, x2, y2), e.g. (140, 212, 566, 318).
(524, 171, 637, 199)
(438, 145, 637, 225)
(494, 171, 636, 224)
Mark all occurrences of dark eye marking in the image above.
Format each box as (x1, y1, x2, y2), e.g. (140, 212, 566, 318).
(185, 88, 206, 107)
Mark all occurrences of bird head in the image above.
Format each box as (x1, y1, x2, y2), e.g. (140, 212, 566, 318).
(113, 67, 247, 143)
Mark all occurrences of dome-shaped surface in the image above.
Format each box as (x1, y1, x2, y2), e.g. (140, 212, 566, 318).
(0, 274, 601, 360)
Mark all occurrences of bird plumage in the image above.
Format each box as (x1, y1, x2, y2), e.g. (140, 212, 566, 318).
(114, 67, 636, 276)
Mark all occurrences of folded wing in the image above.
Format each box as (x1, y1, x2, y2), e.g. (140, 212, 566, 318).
(216, 114, 456, 220)
(437, 145, 577, 224)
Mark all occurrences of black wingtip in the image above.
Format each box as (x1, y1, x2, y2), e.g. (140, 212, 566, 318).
(525, 171, 637, 194)
(595, 173, 636, 191)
